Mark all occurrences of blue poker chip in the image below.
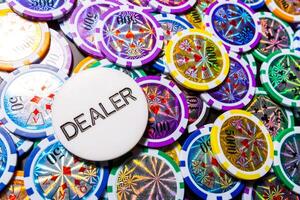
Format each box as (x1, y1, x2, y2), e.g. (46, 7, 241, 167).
(0, 64, 69, 139)
(0, 126, 17, 192)
(179, 124, 244, 199)
(8, 132, 33, 157)
(293, 29, 300, 52)
(240, 0, 264, 10)
(152, 13, 193, 74)
(24, 135, 109, 199)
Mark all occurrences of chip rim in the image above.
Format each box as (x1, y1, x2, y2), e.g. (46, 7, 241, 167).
(7, 0, 75, 21)
(136, 75, 189, 148)
(273, 127, 300, 194)
(107, 148, 184, 199)
(241, 0, 265, 10)
(180, 124, 245, 199)
(148, 0, 197, 14)
(0, 64, 69, 139)
(165, 28, 230, 91)
(200, 51, 256, 110)
(260, 49, 300, 108)
(204, 0, 262, 53)
(253, 11, 294, 62)
(95, 5, 164, 68)
(242, 53, 257, 77)
(211, 109, 274, 180)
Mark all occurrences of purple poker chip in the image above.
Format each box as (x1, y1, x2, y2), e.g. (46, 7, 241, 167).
(7, 0, 76, 21)
(95, 5, 164, 68)
(123, 0, 154, 11)
(136, 76, 189, 148)
(200, 52, 256, 111)
(204, 0, 262, 53)
(70, 0, 122, 58)
(149, 0, 196, 14)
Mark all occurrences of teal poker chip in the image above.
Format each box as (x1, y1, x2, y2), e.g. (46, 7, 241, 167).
(107, 148, 184, 199)
(0, 126, 17, 192)
(273, 127, 300, 195)
(24, 135, 109, 199)
(180, 124, 244, 199)
(0, 64, 68, 139)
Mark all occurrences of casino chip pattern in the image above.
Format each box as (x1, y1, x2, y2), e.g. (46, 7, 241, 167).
(0, 0, 299, 199)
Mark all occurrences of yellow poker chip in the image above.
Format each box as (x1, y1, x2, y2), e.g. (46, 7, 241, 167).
(0, 4, 50, 71)
(211, 110, 274, 180)
(266, 0, 300, 22)
(165, 28, 229, 91)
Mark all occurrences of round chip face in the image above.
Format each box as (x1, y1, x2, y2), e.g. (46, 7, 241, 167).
(7, 0, 75, 21)
(41, 29, 73, 73)
(24, 135, 108, 199)
(70, 0, 122, 58)
(201, 52, 255, 111)
(260, 49, 300, 108)
(136, 76, 189, 148)
(107, 148, 184, 200)
(52, 68, 148, 161)
(73, 57, 146, 79)
(184, 0, 215, 29)
(273, 127, 300, 195)
(165, 29, 229, 91)
(180, 124, 244, 199)
(204, 0, 262, 53)
(149, 0, 196, 13)
(242, 173, 300, 200)
(266, 0, 300, 22)
(253, 12, 294, 62)
(211, 110, 274, 180)
(246, 87, 294, 140)
(0, 127, 17, 192)
(0, 171, 29, 200)
(0, 4, 50, 71)
(96, 5, 164, 68)
(240, 0, 265, 10)
(152, 14, 193, 74)
(0, 65, 68, 139)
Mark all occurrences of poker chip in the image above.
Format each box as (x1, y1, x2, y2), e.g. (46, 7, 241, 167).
(0, 170, 29, 199)
(95, 5, 164, 68)
(152, 14, 193, 74)
(273, 127, 300, 195)
(149, 0, 197, 14)
(7, 0, 75, 21)
(260, 49, 300, 108)
(293, 29, 300, 51)
(73, 57, 146, 79)
(136, 76, 189, 148)
(180, 124, 244, 199)
(242, 173, 300, 200)
(242, 53, 257, 77)
(70, 0, 122, 59)
(107, 148, 184, 199)
(24, 135, 109, 199)
(9, 133, 33, 157)
(41, 29, 73, 74)
(266, 0, 300, 23)
(184, 90, 209, 133)
(211, 109, 274, 180)
(253, 12, 294, 62)
(0, 64, 68, 139)
(0, 4, 50, 71)
(0, 127, 17, 192)
(184, 0, 215, 29)
(204, 0, 262, 53)
(165, 29, 230, 91)
(161, 141, 181, 165)
(201, 52, 256, 111)
(0, 71, 9, 85)
(240, 0, 265, 10)
(246, 87, 294, 140)
(123, 0, 153, 10)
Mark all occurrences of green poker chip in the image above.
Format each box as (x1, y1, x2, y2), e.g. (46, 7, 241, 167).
(273, 127, 300, 195)
(253, 12, 294, 62)
(260, 49, 300, 108)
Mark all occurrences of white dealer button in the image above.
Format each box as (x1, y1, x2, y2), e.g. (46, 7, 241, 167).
(52, 68, 148, 161)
